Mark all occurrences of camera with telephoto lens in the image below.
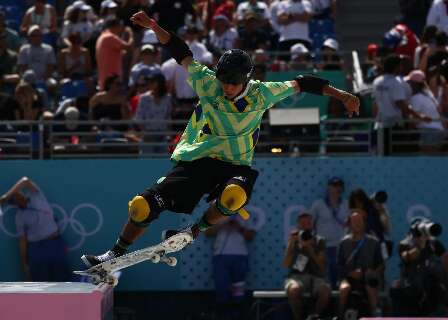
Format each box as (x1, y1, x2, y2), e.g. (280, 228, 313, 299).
(371, 190, 388, 204)
(299, 229, 314, 241)
(410, 219, 443, 238)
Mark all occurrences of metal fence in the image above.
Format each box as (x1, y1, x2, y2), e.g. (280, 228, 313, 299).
(0, 119, 447, 160)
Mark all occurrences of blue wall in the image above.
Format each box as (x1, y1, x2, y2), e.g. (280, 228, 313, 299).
(1, 158, 447, 291)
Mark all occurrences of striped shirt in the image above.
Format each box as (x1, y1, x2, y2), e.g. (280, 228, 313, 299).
(171, 60, 296, 166)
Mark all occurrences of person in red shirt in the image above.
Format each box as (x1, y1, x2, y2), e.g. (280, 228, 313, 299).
(95, 18, 134, 90)
(383, 24, 420, 64)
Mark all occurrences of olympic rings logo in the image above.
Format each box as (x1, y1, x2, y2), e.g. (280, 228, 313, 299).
(0, 203, 103, 251)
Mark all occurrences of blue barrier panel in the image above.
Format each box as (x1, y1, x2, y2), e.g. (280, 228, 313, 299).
(0, 158, 447, 291)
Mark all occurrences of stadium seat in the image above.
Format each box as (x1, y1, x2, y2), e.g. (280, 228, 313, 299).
(61, 80, 89, 99)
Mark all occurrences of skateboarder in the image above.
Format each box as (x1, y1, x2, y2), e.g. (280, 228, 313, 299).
(81, 11, 360, 267)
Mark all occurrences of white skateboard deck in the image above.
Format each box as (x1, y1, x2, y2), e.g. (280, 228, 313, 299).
(74, 232, 193, 286)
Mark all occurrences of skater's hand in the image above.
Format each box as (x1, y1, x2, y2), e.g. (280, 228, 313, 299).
(130, 11, 157, 29)
(342, 92, 360, 117)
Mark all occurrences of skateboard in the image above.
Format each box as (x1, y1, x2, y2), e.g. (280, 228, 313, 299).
(74, 232, 193, 286)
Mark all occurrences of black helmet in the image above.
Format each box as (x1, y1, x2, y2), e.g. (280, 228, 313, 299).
(216, 49, 253, 84)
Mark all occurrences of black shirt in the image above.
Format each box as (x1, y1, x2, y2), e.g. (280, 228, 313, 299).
(0, 93, 20, 121)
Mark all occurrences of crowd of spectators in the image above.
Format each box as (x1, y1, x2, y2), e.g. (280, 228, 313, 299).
(0, 0, 341, 155)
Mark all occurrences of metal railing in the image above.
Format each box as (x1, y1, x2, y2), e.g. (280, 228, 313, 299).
(0, 119, 447, 160)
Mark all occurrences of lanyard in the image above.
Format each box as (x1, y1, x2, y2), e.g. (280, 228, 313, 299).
(346, 237, 366, 265)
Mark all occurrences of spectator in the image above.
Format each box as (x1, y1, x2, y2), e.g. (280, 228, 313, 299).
(0, 177, 70, 282)
(426, 0, 448, 35)
(14, 82, 44, 121)
(398, 0, 432, 36)
(58, 32, 93, 86)
(253, 64, 267, 81)
(390, 218, 448, 316)
(53, 96, 90, 132)
(197, 0, 236, 33)
(383, 24, 419, 64)
(289, 43, 313, 70)
(372, 54, 430, 154)
(413, 25, 438, 68)
(184, 27, 213, 66)
(0, 11, 22, 52)
(20, 0, 57, 39)
(310, 0, 337, 20)
(208, 14, 239, 52)
(64, 1, 97, 25)
(129, 44, 162, 91)
(0, 31, 20, 94)
(318, 38, 343, 71)
(205, 215, 256, 320)
(337, 210, 384, 318)
(276, 0, 313, 60)
(236, 0, 270, 25)
(348, 188, 390, 243)
(134, 73, 173, 154)
(419, 31, 448, 73)
(89, 74, 130, 125)
(96, 18, 134, 90)
(147, 0, 196, 35)
(94, 0, 119, 35)
(60, 3, 94, 46)
(238, 12, 271, 51)
(407, 70, 446, 153)
(21, 69, 51, 114)
(364, 44, 381, 83)
(17, 25, 56, 82)
(309, 177, 349, 289)
(269, 0, 283, 34)
(283, 211, 331, 320)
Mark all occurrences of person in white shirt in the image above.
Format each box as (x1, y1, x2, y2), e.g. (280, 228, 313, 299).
(236, 0, 270, 24)
(309, 177, 349, 289)
(206, 214, 256, 320)
(407, 69, 447, 153)
(426, 0, 448, 35)
(162, 27, 212, 128)
(372, 54, 430, 154)
(61, 4, 94, 46)
(276, 0, 313, 60)
(208, 15, 239, 52)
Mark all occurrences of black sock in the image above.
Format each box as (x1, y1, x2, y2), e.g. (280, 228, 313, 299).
(111, 236, 131, 256)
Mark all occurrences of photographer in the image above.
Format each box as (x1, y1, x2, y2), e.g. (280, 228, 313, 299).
(337, 209, 384, 318)
(349, 189, 391, 243)
(283, 212, 331, 320)
(390, 218, 448, 316)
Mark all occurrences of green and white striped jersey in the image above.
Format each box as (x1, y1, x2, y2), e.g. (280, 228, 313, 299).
(171, 60, 297, 166)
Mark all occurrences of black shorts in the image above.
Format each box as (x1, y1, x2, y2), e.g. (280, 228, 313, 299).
(148, 157, 259, 214)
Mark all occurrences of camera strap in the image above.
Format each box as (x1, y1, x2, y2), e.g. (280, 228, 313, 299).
(346, 237, 366, 265)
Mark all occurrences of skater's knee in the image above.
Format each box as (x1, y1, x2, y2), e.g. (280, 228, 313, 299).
(128, 190, 166, 227)
(217, 184, 247, 215)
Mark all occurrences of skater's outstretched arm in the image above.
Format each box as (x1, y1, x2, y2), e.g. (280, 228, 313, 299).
(289, 75, 361, 117)
(0, 176, 38, 205)
(130, 11, 193, 69)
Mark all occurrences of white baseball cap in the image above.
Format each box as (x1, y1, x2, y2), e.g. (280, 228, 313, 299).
(64, 106, 80, 131)
(72, 1, 90, 11)
(322, 38, 339, 51)
(101, 0, 118, 9)
(290, 43, 309, 60)
(142, 29, 159, 44)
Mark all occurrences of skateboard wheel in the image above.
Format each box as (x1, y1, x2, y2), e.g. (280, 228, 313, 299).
(151, 254, 160, 263)
(165, 257, 177, 267)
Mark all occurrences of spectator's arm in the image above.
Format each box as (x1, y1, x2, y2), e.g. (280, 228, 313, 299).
(57, 51, 67, 77)
(49, 6, 58, 33)
(305, 238, 326, 273)
(396, 100, 431, 122)
(84, 50, 93, 76)
(292, 11, 313, 23)
(0, 177, 38, 204)
(400, 243, 421, 264)
(241, 227, 256, 242)
(283, 233, 298, 268)
(121, 26, 135, 51)
(330, 0, 337, 18)
(20, 11, 31, 34)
